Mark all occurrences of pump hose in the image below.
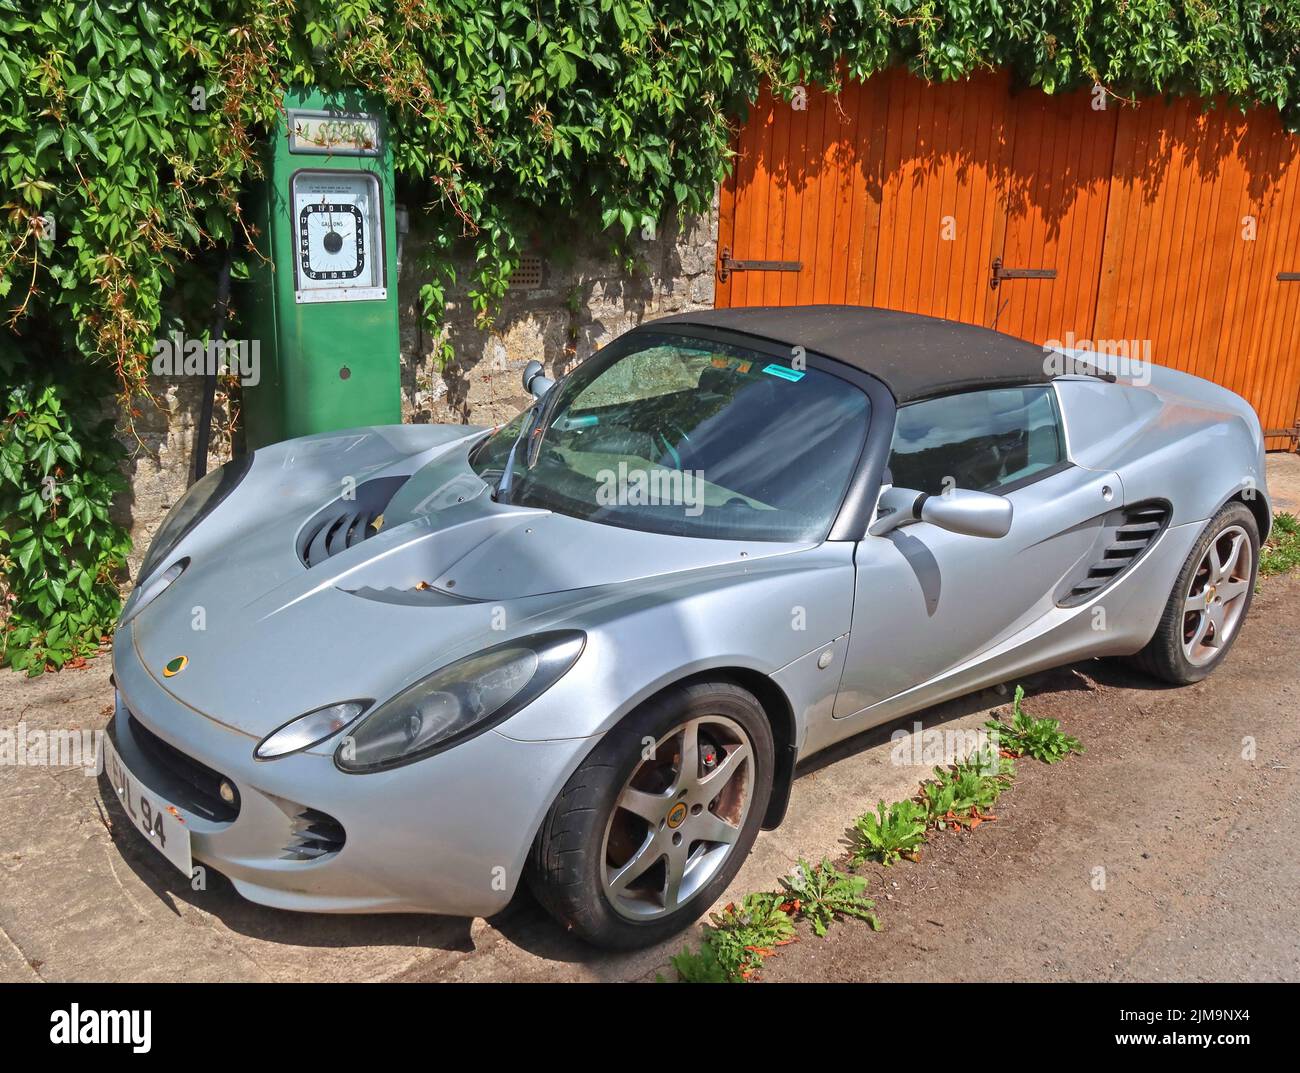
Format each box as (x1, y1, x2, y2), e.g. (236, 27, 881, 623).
(192, 251, 234, 484)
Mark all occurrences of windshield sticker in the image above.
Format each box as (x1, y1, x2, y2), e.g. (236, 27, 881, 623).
(762, 363, 805, 382)
(709, 355, 754, 375)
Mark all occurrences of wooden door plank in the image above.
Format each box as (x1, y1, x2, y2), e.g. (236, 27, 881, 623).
(718, 73, 1300, 450)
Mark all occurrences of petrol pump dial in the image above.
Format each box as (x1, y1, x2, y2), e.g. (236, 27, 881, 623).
(291, 171, 385, 303)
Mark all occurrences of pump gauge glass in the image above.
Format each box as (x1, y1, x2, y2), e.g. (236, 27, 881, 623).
(292, 171, 386, 303)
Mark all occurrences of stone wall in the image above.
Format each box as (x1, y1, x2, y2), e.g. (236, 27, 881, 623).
(399, 196, 719, 429)
(113, 196, 719, 576)
(114, 376, 236, 579)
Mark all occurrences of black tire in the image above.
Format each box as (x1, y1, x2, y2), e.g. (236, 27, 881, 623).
(526, 680, 774, 949)
(1127, 501, 1258, 685)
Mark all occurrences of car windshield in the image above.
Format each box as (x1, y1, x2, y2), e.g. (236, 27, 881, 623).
(470, 331, 871, 541)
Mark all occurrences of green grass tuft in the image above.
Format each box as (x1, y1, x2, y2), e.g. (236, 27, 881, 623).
(1260, 511, 1300, 578)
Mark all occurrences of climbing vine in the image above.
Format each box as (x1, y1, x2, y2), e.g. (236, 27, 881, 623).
(0, 340, 130, 673)
(3, 0, 1300, 671)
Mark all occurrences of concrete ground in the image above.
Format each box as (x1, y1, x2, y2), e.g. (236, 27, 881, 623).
(1268, 450, 1300, 514)
(2, 455, 1297, 983)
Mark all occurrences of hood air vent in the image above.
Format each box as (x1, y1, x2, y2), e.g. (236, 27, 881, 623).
(296, 475, 409, 568)
(1059, 501, 1170, 607)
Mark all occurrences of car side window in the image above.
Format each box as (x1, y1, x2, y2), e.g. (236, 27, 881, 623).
(888, 385, 1065, 495)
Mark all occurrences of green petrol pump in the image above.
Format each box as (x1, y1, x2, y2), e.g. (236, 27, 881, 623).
(242, 88, 402, 449)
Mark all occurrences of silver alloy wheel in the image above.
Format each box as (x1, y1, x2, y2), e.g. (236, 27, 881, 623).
(1183, 523, 1252, 667)
(601, 715, 754, 921)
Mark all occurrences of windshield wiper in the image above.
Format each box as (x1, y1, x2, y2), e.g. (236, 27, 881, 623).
(492, 403, 539, 504)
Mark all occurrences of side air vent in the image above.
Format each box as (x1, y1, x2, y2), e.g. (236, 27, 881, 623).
(283, 808, 347, 861)
(1059, 501, 1170, 607)
(296, 475, 409, 568)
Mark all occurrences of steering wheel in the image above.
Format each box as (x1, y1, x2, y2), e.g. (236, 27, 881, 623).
(654, 424, 691, 470)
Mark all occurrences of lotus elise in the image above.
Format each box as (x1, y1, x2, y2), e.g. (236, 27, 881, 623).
(104, 306, 1270, 948)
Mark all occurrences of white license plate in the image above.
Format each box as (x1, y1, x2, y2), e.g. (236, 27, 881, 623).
(103, 734, 193, 877)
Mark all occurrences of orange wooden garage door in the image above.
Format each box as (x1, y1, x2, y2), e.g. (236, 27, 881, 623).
(716, 70, 1300, 450)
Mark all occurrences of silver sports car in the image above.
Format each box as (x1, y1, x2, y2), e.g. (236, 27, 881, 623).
(104, 306, 1270, 948)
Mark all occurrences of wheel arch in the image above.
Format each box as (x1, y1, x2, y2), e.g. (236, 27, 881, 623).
(685, 668, 797, 830)
(608, 667, 799, 831)
(1222, 488, 1271, 543)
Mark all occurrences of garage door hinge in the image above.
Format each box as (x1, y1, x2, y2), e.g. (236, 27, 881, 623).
(990, 257, 1057, 289)
(718, 247, 803, 282)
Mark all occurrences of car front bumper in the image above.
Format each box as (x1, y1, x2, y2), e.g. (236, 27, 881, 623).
(107, 624, 594, 917)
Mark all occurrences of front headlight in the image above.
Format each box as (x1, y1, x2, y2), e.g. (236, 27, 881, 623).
(137, 453, 253, 583)
(256, 701, 369, 760)
(335, 631, 585, 773)
(119, 556, 189, 626)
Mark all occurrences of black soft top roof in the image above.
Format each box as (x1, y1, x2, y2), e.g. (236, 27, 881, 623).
(647, 305, 1054, 403)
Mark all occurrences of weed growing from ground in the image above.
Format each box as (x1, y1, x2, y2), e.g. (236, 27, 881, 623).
(921, 753, 1016, 828)
(664, 941, 733, 983)
(781, 858, 881, 937)
(986, 686, 1084, 763)
(699, 892, 797, 981)
(851, 798, 928, 865)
